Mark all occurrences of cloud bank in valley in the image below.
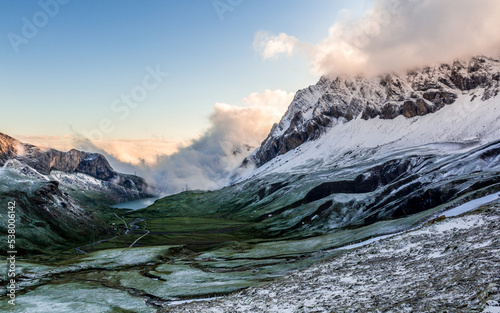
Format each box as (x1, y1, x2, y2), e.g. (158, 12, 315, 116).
(145, 89, 294, 195)
(74, 89, 294, 195)
(254, 0, 500, 77)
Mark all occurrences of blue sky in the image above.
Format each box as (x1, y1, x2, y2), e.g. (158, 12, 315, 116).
(0, 0, 364, 147)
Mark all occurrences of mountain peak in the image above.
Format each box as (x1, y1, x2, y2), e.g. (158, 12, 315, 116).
(0, 131, 22, 166)
(248, 55, 500, 168)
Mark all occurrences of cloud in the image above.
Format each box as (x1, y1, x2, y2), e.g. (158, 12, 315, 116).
(66, 89, 294, 195)
(253, 31, 301, 59)
(254, 0, 500, 76)
(88, 138, 180, 165)
(15, 135, 74, 151)
(146, 89, 295, 195)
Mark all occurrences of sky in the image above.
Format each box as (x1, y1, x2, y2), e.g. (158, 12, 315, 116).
(256, 0, 500, 77)
(0, 0, 364, 155)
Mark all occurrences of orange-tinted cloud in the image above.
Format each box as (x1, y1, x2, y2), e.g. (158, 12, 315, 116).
(255, 0, 500, 77)
(16, 134, 181, 166)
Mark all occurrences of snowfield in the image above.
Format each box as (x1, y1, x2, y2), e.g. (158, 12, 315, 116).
(244, 92, 500, 179)
(165, 204, 500, 313)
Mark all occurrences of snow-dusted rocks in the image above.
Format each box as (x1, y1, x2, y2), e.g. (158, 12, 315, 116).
(164, 203, 500, 313)
(248, 56, 500, 167)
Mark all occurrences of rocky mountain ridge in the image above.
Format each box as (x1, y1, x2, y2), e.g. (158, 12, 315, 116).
(0, 131, 148, 193)
(249, 56, 500, 167)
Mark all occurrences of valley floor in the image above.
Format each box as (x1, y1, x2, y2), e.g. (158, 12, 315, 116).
(164, 204, 500, 313)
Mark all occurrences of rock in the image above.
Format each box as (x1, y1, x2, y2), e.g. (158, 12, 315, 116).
(379, 102, 401, 119)
(35, 181, 61, 197)
(416, 98, 429, 115)
(18, 148, 116, 181)
(402, 100, 418, 118)
(0, 132, 19, 166)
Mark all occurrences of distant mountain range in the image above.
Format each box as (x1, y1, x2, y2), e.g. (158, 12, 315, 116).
(0, 132, 148, 191)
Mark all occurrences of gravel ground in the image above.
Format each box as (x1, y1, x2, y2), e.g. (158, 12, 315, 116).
(162, 205, 500, 313)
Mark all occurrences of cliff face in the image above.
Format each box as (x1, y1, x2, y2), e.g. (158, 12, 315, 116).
(0, 132, 149, 194)
(19, 147, 116, 180)
(249, 56, 500, 167)
(0, 132, 19, 166)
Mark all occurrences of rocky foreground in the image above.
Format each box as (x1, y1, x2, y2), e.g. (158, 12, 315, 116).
(163, 204, 500, 313)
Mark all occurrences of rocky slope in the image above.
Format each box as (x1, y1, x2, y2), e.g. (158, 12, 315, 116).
(0, 171, 111, 253)
(132, 138, 500, 241)
(248, 56, 500, 167)
(164, 203, 500, 313)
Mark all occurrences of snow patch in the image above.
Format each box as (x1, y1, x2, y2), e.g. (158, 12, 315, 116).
(442, 192, 500, 217)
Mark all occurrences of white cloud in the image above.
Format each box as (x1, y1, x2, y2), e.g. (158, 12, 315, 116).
(71, 89, 294, 195)
(243, 89, 293, 108)
(255, 0, 500, 76)
(253, 31, 300, 59)
(145, 89, 295, 194)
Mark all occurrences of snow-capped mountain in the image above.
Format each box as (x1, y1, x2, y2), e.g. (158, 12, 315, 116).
(146, 56, 500, 309)
(247, 56, 500, 171)
(215, 54, 500, 237)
